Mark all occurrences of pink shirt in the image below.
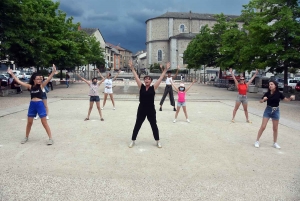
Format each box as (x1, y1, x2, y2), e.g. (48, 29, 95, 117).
(178, 91, 186, 102)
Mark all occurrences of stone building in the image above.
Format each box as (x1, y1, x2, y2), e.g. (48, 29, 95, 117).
(146, 11, 241, 69)
(105, 43, 132, 70)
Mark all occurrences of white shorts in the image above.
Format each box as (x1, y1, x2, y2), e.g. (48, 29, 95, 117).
(104, 88, 113, 94)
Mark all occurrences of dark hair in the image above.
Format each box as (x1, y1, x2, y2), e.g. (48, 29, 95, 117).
(143, 75, 153, 81)
(29, 72, 41, 85)
(268, 80, 279, 93)
(167, 71, 172, 74)
(92, 77, 97, 82)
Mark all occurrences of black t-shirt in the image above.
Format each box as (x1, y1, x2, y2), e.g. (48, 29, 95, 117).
(262, 91, 285, 107)
(139, 84, 155, 107)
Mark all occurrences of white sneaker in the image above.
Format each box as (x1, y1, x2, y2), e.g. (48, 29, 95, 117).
(186, 119, 190, 123)
(34, 115, 38, 120)
(113, 107, 115, 110)
(273, 143, 281, 149)
(157, 141, 162, 148)
(101, 107, 104, 110)
(128, 141, 135, 148)
(254, 141, 260, 148)
(173, 119, 176, 123)
(46, 116, 49, 120)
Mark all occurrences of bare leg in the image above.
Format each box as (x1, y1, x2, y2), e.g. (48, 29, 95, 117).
(256, 117, 270, 141)
(109, 94, 115, 107)
(40, 117, 52, 139)
(242, 103, 249, 121)
(182, 106, 188, 119)
(272, 119, 279, 143)
(96, 101, 103, 119)
(103, 93, 108, 107)
(87, 102, 94, 119)
(25, 117, 34, 137)
(43, 99, 49, 116)
(232, 102, 242, 121)
(175, 106, 181, 119)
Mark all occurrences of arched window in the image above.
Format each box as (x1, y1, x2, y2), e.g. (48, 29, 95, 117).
(180, 24, 185, 33)
(158, 50, 162, 61)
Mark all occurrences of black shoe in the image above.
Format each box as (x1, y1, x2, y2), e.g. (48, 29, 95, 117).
(159, 107, 162, 111)
(173, 108, 176, 111)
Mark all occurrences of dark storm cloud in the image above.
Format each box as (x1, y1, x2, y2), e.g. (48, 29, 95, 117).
(56, 0, 250, 53)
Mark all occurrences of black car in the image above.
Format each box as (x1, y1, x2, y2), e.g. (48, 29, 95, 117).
(0, 74, 8, 87)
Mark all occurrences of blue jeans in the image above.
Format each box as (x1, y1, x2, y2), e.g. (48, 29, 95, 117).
(66, 79, 69, 88)
(263, 106, 280, 120)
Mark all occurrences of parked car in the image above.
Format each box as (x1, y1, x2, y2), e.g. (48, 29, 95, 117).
(19, 72, 32, 80)
(295, 81, 300, 92)
(288, 79, 298, 89)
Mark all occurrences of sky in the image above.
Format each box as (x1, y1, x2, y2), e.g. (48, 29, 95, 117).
(57, 0, 250, 54)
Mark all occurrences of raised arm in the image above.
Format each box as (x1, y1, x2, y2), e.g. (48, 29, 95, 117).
(185, 79, 197, 92)
(229, 68, 239, 87)
(76, 73, 90, 85)
(112, 70, 121, 81)
(98, 77, 105, 86)
(171, 81, 179, 92)
(42, 64, 56, 88)
(154, 62, 170, 90)
(159, 64, 167, 78)
(246, 69, 258, 86)
(97, 69, 105, 79)
(172, 65, 180, 80)
(129, 59, 142, 88)
(7, 68, 31, 89)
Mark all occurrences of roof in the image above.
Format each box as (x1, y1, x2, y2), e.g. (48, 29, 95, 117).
(106, 42, 132, 53)
(169, 33, 197, 40)
(146, 11, 240, 23)
(81, 28, 97, 36)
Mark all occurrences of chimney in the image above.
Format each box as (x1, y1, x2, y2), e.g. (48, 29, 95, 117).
(78, 25, 81, 31)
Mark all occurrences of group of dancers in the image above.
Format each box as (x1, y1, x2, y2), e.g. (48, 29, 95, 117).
(6, 62, 295, 148)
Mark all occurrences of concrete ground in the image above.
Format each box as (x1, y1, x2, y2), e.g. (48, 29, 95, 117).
(0, 81, 300, 200)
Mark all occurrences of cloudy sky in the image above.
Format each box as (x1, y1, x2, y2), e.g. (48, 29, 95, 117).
(57, 0, 250, 53)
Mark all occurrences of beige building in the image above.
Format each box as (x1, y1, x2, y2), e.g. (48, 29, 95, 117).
(105, 43, 132, 70)
(146, 11, 241, 69)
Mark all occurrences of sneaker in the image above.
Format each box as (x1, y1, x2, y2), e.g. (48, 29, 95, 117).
(101, 107, 104, 110)
(273, 143, 281, 149)
(159, 107, 162, 111)
(21, 137, 28, 144)
(173, 108, 177, 111)
(186, 119, 190, 123)
(254, 141, 260, 148)
(113, 107, 115, 110)
(246, 120, 252, 123)
(34, 116, 39, 120)
(129, 141, 135, 148)
(46, 116, 49, 120)
(157, 141, 162, 148)
(173, 119, 176, 123)
(47, 139, 53, 145)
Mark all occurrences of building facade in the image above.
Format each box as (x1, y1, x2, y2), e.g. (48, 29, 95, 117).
(105, 43, 132, 70)
(146, 11, 242, 69)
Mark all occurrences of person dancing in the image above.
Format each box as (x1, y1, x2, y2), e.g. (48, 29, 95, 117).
(128, 60, 170, 148)
(159, 64, 180, 111)
(7, 64, 57, 145)
(77, 69, 105, 121)
(98, 70, 121, 110)
(171, 80, 196, 123)
(34, 76, 50, 120)
(254, 81, 295, 149)
(229, 68, 258, 123)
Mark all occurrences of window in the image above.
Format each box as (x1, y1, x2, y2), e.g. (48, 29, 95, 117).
(180, 24, 185, 33)
(158, 50, 162, 61)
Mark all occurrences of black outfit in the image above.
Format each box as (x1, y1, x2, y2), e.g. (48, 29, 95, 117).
(159, 85, 175, 107)
(131, 84, 159, 141)
(262, 91, 285, 107)
(30, 84, 43, 99)
(47, 82, 53, 90)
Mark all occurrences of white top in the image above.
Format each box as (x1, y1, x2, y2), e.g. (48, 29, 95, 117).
(166, 77, 172, 85)
(104, 79, 113, 88)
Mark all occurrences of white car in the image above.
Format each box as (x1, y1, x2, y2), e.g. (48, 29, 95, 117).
(288, 79, 298, 89)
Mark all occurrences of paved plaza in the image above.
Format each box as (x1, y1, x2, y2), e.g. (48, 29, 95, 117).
(0, 81, 300, 200)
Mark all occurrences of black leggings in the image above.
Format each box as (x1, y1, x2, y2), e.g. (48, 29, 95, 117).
(131, 105, 159, 141)
(159, 85, 175, 106)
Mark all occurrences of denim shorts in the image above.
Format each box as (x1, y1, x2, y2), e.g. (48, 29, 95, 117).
(263, 106, 280, 120)
(236, 95, 248, 104)
(42, 92, 47, 100)
(90, 96, 100, 102)
(28, 101, 47, 118)
(177, 102, 186, 107)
